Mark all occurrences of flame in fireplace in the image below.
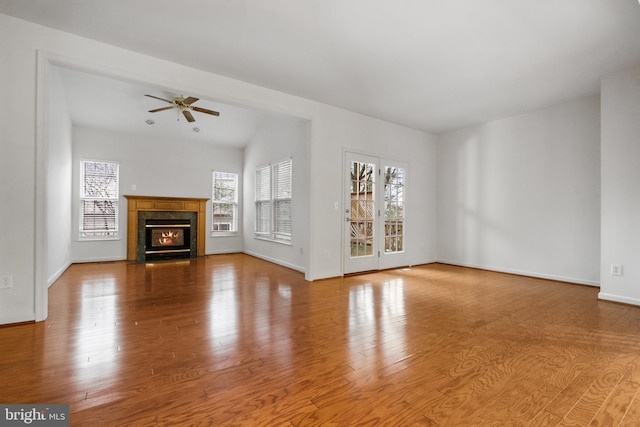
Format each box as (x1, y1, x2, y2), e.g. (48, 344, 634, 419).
(158, 230, 180, 245)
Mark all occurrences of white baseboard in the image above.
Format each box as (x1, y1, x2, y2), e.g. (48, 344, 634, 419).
(72, 256, 127, 264)
(48, 260, 72, 288)
(436, 259, 600, 287)
(206, 250, 243, 256)
(243, 250, 305, 274)
(598, 292, 640, 306)
(408, 258, 438, 267)
(0, 311, 35, 325)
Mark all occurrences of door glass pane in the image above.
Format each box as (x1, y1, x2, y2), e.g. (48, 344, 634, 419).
(350, 161, 375, 257)
(384, 166, 404, 253)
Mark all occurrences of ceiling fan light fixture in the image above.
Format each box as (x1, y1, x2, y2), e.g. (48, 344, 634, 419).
(192, 127, 200, 133)
(146, 119, 155, 125)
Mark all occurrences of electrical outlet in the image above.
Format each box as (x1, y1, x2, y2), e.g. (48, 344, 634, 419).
(0, 274, 12, 289)
(611, 264, 623, 276)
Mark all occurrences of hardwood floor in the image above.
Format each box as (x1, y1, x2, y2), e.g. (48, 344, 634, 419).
(2, 254, 640, 426)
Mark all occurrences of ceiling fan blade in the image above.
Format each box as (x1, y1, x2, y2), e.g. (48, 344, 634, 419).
(145, 94, 174, 104)
(183, 110, 195, 122)
(148, 106, 175, 113)
(192, 106, 220, 116)
(182, 96, 199, 105)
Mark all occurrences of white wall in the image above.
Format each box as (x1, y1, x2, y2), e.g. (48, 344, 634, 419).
(71, 127, 245, 262)
(306, 109, 438, 279)
(0, 15, 41, 323)
(243, 115, 311, 273)
(0, 13, 437, 323)
(46, 66, 73, 286)
(437, 96, 601, 285)
(600, 62, 640, 305)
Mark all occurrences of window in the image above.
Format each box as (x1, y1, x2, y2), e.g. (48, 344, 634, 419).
(80, 160, 119, 239)
(255, 158, 292, 242)
(383, 166, 405, 253)
(212, 171, 238, 233)
(272, 160, 292, 241)
(255, 165, 271, 236)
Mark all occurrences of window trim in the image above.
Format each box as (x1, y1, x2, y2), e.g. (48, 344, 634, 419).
(79, 159, 120, 241)
(211, 171, 239, 237)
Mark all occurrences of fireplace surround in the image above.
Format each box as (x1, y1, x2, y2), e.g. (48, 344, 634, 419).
(124, 195, 208, 262)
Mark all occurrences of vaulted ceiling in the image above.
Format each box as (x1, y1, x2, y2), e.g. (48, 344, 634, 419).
(2, 0, 640, 135)
(57, 66, 274, 147)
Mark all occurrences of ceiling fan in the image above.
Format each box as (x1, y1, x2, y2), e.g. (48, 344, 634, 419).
(145, 94, 220, 123)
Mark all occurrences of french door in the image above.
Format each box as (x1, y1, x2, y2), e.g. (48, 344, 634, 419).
(343, 152, 408, 274)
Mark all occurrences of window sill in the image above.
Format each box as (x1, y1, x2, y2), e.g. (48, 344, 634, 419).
(211, 231, 239, 238)
(78, 236, 120, 242)
(254, 236, 292, 246)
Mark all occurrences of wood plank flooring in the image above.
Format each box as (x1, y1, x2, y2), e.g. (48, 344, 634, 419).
(2, 254, 640, 425)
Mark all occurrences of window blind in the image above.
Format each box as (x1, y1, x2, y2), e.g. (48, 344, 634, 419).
(272, 159, 292, 240)
(255, 166, 271, 234)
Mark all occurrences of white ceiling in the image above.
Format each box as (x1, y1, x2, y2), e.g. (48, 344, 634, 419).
(57, 66, 271, 147)
(3, 0, 640, 134)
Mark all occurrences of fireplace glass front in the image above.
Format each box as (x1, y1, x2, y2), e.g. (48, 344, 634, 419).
(144, 219, 191, 260)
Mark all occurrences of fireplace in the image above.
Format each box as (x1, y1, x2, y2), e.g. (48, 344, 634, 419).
(125, 196, 209, 262)
(145, 218, 191, 260)
(137, 211, 198, 262)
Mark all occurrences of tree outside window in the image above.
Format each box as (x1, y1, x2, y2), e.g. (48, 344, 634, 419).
(384, 166, 404, 253)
